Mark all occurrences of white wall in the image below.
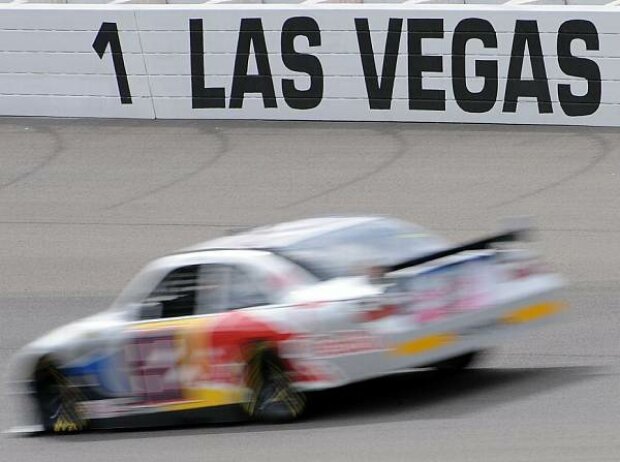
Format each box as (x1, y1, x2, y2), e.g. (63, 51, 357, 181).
(0, 4, 618, 125)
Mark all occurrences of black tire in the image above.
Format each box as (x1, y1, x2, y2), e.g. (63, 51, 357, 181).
(34, 362, 87, 434)
(243, 345, 306, 423)
(429, 351, 483, 372)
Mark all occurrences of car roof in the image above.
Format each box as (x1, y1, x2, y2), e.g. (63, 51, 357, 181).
(180, 216, 382, 253)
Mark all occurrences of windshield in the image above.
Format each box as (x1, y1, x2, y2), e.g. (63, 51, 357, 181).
(275, 218, 446, 280)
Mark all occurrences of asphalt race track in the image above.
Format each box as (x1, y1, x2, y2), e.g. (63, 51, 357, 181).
(0, 119, 619, 461)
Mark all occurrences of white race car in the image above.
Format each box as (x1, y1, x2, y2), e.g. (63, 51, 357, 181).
(7, 216, 565, 433)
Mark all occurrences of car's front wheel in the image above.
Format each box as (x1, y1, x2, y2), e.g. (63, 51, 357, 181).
(34, 361, 87, 434)
(243, 345, 306, 423)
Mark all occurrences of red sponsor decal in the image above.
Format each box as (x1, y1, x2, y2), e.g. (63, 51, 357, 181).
(312, 331, 383, 357)
(360, 303, 399, 322)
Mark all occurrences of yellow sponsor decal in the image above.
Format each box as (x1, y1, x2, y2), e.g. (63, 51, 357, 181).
(391, 333, 456, 356)
(163, 388, 242, 411)
(130, 316, 208, 332)
(501, 301, 565, 324)
(53, 416, 80, 433)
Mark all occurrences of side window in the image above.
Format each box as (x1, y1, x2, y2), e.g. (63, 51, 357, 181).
(141, 265, 199, 319)
(140, 264, 271, 319)
(227, 266, 269, 310)
(196, 265, 228, 314)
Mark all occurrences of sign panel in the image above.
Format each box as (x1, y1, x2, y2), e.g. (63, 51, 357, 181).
(1, 5, 619, 125)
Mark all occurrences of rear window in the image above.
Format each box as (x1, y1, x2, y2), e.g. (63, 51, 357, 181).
(276, 218, 445, 280)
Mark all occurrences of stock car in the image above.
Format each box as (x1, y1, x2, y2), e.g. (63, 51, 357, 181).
(7, 216, 565, 434)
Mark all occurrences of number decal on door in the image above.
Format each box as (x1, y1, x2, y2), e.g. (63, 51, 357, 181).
(126, 333, 183, 404)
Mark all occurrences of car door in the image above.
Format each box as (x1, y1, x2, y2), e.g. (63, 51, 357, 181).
(123, 264, 205, 407)
(123, 261, 274, 414)
(123, 263, 241, 410)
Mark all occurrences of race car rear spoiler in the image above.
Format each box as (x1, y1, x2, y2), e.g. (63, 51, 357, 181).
(388, 227, 530, 273)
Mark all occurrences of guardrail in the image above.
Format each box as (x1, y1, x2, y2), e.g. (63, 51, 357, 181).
(1, 1, 618, 125)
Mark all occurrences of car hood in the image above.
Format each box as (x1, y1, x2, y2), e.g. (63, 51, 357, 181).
(7, 309, 126, 385)
(10, 310, 125, 378)
(25, 310, 126, 353)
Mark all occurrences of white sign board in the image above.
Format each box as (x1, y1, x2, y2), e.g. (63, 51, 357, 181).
(0, 4, 619, 125)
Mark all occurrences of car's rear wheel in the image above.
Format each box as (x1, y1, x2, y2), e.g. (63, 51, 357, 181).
(429, 351, 484, 372)
(243, 344, 306, 423)
(34, 362, 87, 434)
